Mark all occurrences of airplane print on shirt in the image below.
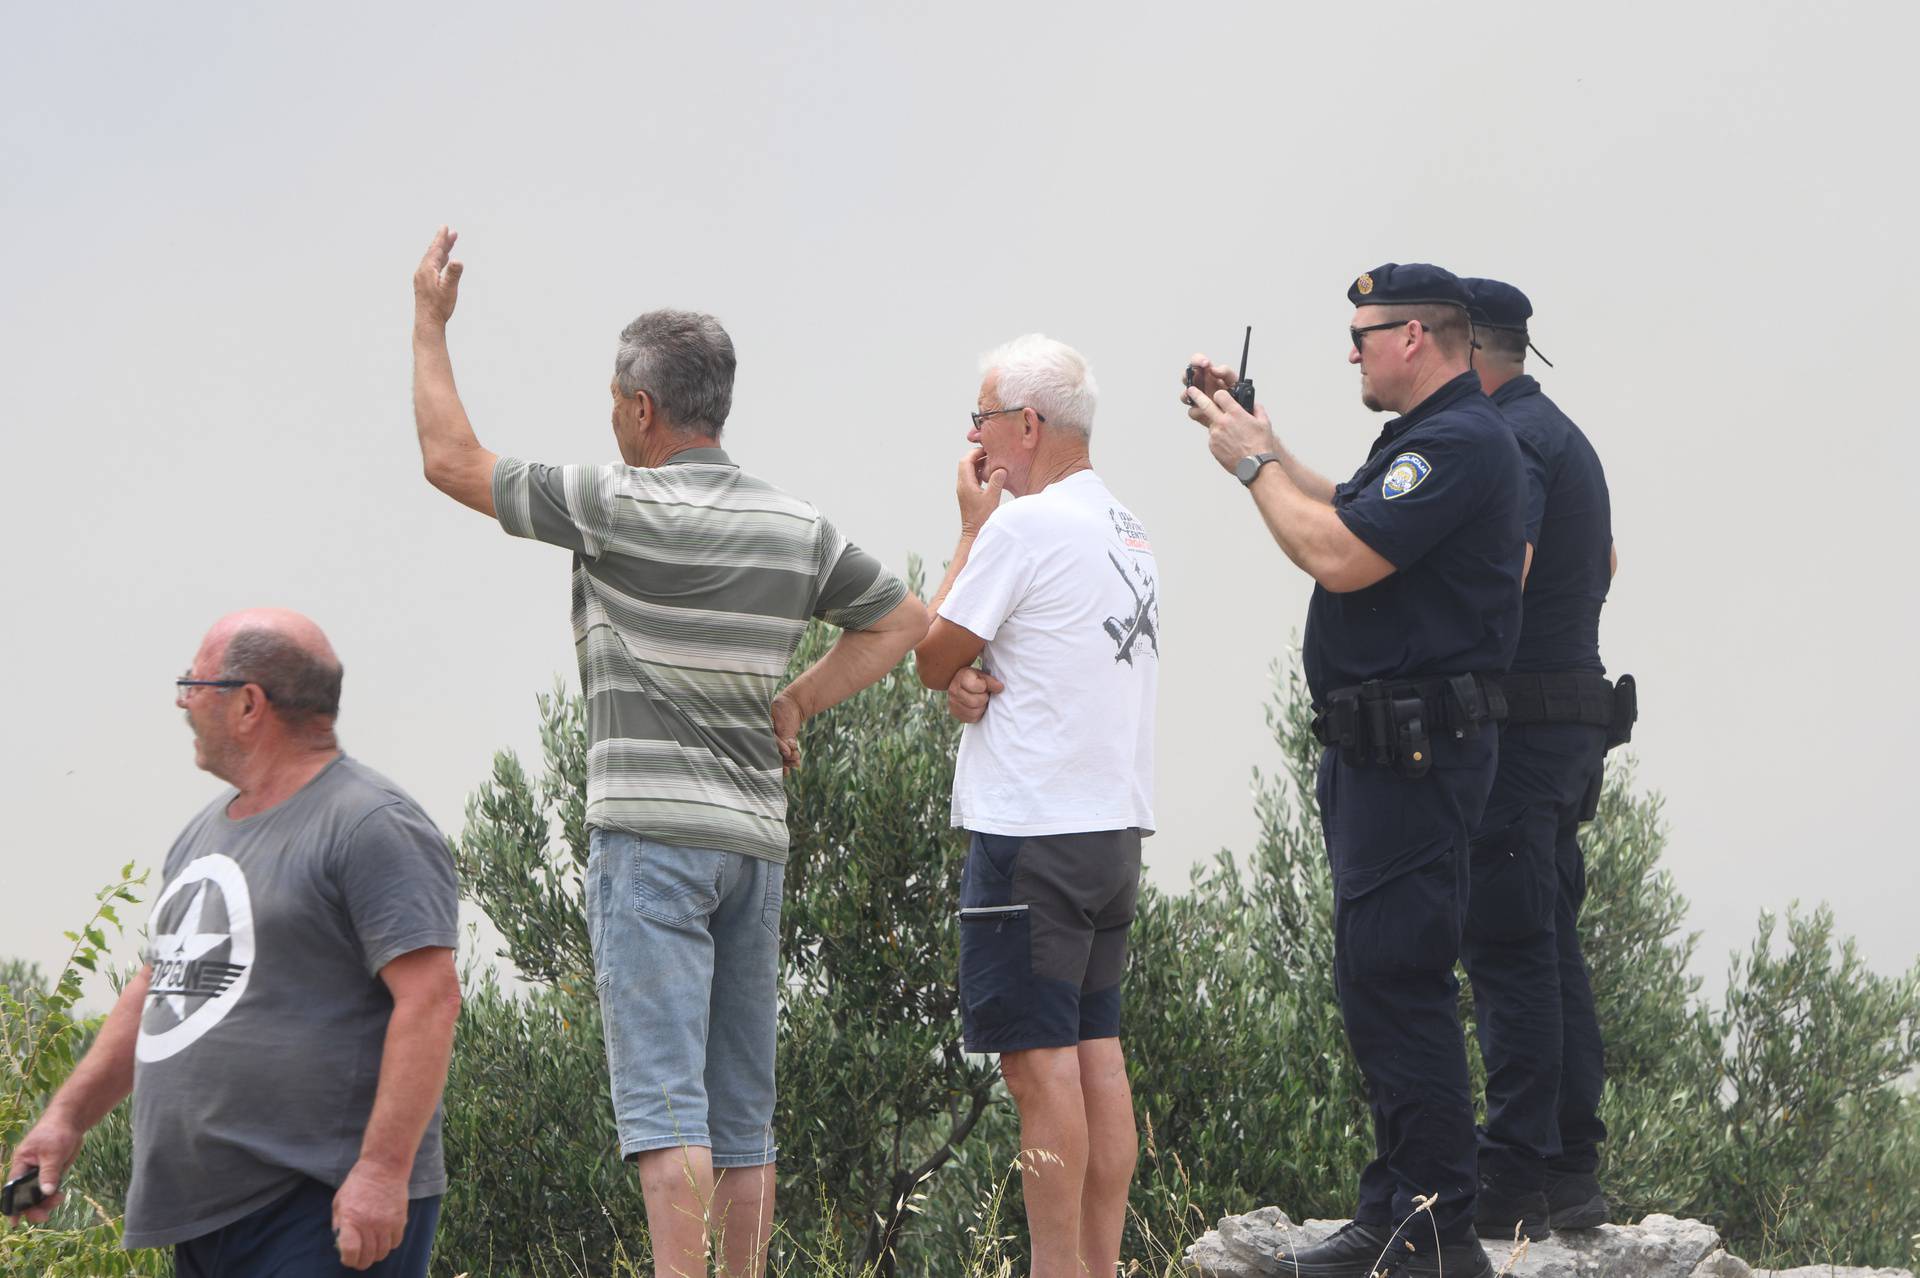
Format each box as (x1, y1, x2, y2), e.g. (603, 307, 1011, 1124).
(1102, 506, 1160, 666)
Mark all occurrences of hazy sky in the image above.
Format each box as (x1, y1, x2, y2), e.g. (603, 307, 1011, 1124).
(4, 3, 1915, 1002)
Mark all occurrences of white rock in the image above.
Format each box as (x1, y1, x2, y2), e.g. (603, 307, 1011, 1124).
(1187, 1210, 1729, 1278)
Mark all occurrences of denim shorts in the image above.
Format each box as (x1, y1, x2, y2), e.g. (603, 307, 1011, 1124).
(957, 829, 1143, 1054)
(586, 828, 783, 1167)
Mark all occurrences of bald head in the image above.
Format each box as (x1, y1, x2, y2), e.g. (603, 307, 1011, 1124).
(201, 608, 344, 730)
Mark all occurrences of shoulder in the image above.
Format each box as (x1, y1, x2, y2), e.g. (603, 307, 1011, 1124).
(324, 759, 445, 846)
(1417, 399, 1521, 459)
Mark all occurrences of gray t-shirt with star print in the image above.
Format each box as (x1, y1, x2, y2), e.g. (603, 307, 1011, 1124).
(122, 754, 459, 1249)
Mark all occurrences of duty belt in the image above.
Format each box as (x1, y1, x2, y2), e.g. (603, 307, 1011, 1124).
(1311, 672, 1506, 779)
(1497, 671, 1637, 750)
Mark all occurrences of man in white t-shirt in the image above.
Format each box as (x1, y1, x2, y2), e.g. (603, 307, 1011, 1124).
(914, 334, 1159, 1278)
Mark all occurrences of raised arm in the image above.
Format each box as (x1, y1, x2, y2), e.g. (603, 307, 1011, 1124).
(6, 966, 151, 1225)
(1183, 355, 1337, 503)
(1185, 387, 1394, 593)
(411, 226, 498, 516)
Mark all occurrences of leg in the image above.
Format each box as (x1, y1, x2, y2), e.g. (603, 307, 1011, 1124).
(1460, 796, 1564, 1194)
(1000, 1046, 1090, 1278)
(636, 1145, 717, 1278)
(1077, 1037, 1137, 1276)
(706, 855, 784, 1277)
(1334, 860, 1478, 1242)
(713, 1164, 777, 1278)
(1552, 794, 1608, 1175)
(589, 833, 728, 1276)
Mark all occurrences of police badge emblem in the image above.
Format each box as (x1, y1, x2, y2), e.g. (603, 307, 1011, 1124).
(1381, 452, 1431, 499)
(1356, 272, 1374, 295)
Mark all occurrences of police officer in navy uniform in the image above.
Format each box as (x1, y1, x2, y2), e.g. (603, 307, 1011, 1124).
(1457, 277, 1625, 1242)
(1183, 263, 1526, 1278)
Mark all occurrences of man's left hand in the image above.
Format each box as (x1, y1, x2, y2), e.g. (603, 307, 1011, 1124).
(771, 690, 804, 774)
(332, 1159, 409, 1271)
(1184, 386, 1280, 476)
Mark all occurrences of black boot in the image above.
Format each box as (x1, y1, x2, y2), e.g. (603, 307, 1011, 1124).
(1543, 1169, 1609, 1230)
(1473, 1178, 1550, 1242)
(1270, 1220, 1494, 1278)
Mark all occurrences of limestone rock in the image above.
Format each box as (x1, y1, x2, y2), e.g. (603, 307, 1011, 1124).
(1184, 1209, 1828, 1278)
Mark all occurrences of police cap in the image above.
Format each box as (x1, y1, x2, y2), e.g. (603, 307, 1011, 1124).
(1347, 262, 1471, 310)
(1462, 277, 1534, 331)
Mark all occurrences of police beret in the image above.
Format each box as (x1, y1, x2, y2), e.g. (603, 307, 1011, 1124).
(1462, 278, 1534, 331)
(1347, 262, 1471, 309)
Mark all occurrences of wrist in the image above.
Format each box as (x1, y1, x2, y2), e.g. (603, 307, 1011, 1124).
(776, 684, 814, 721)
(411, 314, 449, 341)
(352, 1151, 413, 1181)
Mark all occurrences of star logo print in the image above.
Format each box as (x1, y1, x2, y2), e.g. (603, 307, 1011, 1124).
(150, 882, 233, 1019)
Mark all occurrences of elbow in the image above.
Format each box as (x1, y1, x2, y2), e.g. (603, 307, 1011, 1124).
(1317, 560, 1380, 595)
(422, 456, 455, 495)
(912, 650, 946, 691)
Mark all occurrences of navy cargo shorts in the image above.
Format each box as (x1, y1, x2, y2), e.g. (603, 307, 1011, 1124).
(957, 828, 1143, 1054)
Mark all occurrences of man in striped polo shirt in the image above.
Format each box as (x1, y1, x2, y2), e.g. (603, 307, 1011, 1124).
(409, 227, 925, 1277)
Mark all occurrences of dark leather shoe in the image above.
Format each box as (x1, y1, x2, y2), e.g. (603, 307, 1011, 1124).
(1474, 1179, 1550, 1242)
(1270, 1220, 1494, 1278)
(1544, 1169, 1609, 1230)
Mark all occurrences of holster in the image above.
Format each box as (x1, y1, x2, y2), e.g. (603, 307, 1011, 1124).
(1313, 672, 1503, 777)
(1606, 673, 1638, 751)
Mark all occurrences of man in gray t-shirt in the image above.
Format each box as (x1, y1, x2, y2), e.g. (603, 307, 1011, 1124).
(7, 610, 460, 1275)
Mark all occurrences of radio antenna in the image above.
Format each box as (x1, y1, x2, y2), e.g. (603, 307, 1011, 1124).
(1238, 325, 1252, 378)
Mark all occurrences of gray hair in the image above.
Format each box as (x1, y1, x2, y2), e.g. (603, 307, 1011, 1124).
(979, 334, 1098, 437)
(221, 628, 343, 727)
(613, 310, 737, 437)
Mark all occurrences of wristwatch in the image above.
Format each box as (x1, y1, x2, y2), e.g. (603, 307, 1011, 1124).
(1235, 452, 1279, 487)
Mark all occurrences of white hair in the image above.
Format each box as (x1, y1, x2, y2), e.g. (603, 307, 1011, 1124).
(979, 334, 1098, 437)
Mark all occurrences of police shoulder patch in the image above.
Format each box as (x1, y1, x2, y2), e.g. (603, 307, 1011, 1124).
(1381, 452, 1432, 500)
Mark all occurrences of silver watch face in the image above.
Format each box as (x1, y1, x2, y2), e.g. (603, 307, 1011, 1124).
(1236, 455, 1262, 484)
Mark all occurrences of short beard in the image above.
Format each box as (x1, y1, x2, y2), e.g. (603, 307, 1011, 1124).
(1361, 388, 1386, 412)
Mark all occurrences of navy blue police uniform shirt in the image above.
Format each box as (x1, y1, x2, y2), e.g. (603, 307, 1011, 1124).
(1303, 370, 1528, 706)
(1490, 375, 1612, 676)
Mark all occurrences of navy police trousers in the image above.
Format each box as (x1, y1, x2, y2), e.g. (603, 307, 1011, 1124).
(1461, 721, 1610, 1191)
(1315, 736, 1495, 1245)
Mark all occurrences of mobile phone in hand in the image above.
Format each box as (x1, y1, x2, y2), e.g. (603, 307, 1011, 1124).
(2, 1168, 47, 1216)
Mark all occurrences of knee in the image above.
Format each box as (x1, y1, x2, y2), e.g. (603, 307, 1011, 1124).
(1000, 1047, 1079, 1109)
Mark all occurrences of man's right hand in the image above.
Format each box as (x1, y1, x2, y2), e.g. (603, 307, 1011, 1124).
(412, 226, 464, 328)
(1180, 353, 1238, 405)
(6, 1113, 80, 1226)
(947, 667, 1004, 724)
(956, 448, 1007, 536)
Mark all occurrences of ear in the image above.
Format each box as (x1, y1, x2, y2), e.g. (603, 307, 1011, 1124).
(632, 390, 656, 434)
(237, 683, 271, 727)
(1022, 408, 1042, 449)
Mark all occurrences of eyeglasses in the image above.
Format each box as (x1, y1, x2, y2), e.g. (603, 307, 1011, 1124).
(1350, 320, 1414, 351)
(969, 405, 1047, 431)
(176, 678, 273, 702)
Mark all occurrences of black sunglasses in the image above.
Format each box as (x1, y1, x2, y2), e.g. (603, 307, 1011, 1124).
(970, 405, 1047, 431)
(1350, 320, 1415, 351)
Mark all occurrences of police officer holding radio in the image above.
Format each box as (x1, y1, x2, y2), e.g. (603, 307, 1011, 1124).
(1457, 277, 1628, 1242)
(1183, 263, 1525, 1278)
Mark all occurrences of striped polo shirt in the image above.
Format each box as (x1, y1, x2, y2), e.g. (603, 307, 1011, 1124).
(493, 448, 908, 863)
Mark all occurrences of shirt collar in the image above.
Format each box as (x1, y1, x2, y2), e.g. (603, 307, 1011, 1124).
(1488, 374, 1540, 407)
(661, 446, 734, 467)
